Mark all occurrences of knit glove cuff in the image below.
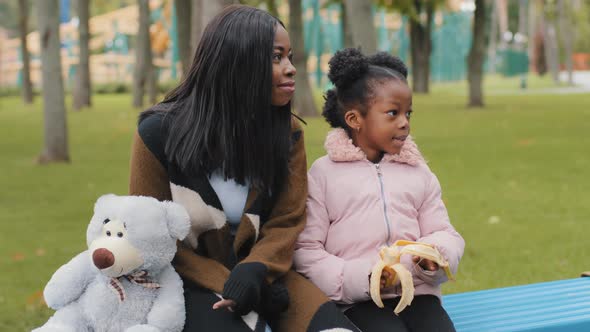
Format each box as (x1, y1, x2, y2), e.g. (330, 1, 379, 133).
(259, 279, 290, 316)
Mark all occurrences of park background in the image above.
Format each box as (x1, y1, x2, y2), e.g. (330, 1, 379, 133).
(1, 0, 590, 330)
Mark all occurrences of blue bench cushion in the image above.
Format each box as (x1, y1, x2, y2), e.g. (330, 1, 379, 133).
(443, 277, 590, 332)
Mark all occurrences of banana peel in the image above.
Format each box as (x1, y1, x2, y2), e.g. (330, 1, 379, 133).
(369, 240, 454, 315)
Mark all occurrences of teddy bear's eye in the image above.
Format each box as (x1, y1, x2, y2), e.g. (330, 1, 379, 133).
(117, 232, 123, 238)
(103, 218, 110, 224)
(106, 231, 111, 236)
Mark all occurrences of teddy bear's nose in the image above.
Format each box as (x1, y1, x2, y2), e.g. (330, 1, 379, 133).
(92, 248, 115, 269)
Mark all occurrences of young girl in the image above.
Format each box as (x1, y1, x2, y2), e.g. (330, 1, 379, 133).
(129, 6, 358, 332)
(294, 48, 465, 332)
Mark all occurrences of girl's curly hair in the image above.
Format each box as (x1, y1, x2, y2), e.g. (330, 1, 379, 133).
(322, 48, 408, 133)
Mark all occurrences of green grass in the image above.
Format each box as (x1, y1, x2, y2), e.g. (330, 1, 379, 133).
(429, 73, 564, 96)
(2, 80, 590, 330)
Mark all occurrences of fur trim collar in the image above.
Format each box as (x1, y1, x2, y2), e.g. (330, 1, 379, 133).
(324, 128, 426, 166)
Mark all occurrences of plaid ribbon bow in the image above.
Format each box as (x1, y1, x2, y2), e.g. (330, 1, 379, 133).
(108, 270, 161, 302)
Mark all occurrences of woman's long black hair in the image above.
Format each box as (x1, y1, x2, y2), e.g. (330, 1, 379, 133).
(140, 5, 292, 195)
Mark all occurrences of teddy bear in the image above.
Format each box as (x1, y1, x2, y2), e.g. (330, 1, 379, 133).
(33, 194, 191, 332)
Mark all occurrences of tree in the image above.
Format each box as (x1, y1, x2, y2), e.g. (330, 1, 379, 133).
(541, 0, 560, 83)
(174, 0, 192, 77)
(288, 0, 317, 117)
(377, 0, 445, 93)
(467, 0, 486, 107)
(18, 0, 33, 104)
(496, 0, 508, 49)
(572, 0, 590, 54)
(201, 0, 236, 27)
(37, 0, 70, 163)
(487, 0, 498, 73)
(132, 0, 156, 108)
(192, 0, 237, 54)
(408, 0, 434, 93)
(341, 1, 354, 48)
(73, 0, 91, 110)
(342, 0, 376, 54)
(190, 0, 202, 54)
(557, 0, 574, 85)
(518, 0, 527, 38)
(265, 0, 279, 18)
(239, 0, 279, 19)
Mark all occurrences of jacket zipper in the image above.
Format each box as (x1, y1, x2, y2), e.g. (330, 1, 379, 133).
(375, 163, 392, 246)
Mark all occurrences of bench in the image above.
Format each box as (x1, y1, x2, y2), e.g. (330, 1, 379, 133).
(442, 277, 590, 332)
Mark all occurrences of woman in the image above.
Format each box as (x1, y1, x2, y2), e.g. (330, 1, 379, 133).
(129, 5, 358, 332)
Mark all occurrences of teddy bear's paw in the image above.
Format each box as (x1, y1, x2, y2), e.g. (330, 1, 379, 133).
(124, 324, 161, 332)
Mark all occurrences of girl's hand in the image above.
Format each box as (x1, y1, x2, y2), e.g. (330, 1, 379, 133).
(380, 270, 393, 290)
(413, 256, 439, 271)
(212, 298, 236, 312)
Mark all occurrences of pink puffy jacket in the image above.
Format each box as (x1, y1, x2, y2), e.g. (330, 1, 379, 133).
(294, 129, 465, 305)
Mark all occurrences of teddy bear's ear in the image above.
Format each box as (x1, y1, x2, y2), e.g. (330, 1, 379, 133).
(163, 201, 190, 240)
(95, 194, 118, 211)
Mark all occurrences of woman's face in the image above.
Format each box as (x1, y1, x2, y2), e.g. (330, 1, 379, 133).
(271, 25, 296, 106)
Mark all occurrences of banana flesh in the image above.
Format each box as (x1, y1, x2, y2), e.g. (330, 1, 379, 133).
(369, 240, 453, 315)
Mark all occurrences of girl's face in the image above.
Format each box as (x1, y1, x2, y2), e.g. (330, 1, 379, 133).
(271, 25, 296, 106)
(351, 80, 413, 163)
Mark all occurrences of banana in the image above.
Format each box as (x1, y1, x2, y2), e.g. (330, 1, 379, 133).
(370, 260, 388, 308)
(391, 263, 414, 314)
(369, 240, 454, 315)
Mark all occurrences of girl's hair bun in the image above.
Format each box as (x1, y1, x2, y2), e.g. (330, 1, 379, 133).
(327, 48, 369, 89)
(367, 52, 408, 78)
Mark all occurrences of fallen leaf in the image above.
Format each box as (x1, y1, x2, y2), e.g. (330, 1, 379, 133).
(26, 290, 46, 307)
(516, 138, 535, 147)
(12, 253, 25, 261)
(488, 216, 501, 224)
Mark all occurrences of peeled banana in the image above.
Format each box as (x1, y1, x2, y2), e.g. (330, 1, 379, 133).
(369, 240, 454, 315)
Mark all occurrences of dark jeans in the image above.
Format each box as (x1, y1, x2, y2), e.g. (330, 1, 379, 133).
(344, 295, 456, 332)
(183, 281, 269, 332)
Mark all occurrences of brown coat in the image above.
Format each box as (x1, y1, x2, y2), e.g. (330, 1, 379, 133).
(129, 113, 341, 332)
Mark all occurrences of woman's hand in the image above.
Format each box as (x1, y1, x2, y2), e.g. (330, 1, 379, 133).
(212, 298, 236, 312)
(413, 256, 439, 271)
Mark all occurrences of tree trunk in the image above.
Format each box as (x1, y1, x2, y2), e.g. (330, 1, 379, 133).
(516, 0, 527, 51)
(73, 0, 91, 110)
(557, 0, 574, 85)
(202, 0, 235, 29)
(518, 0, 527, 36)
(527, 0, 537, 68)
(191, 0, 203, 55)
(341, 1, 354, 48)
(133, 0, 154, 108)
(487, 0, 498, 73)
(266, 0, 279, 18)
(37, 0, 69, 163)
(343, 0, 376, 54)
(288, 0, 317, 117)
(18, 0, 33, 104)
(467, 0, 486, 108)
(542, 4, 560, 84)
(175, 0, 192, 77)
(409, 0, 433, 94)
(193, 0, 235, 52)
(497, 0, 508, 49)
(191, 0, 202, 54)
